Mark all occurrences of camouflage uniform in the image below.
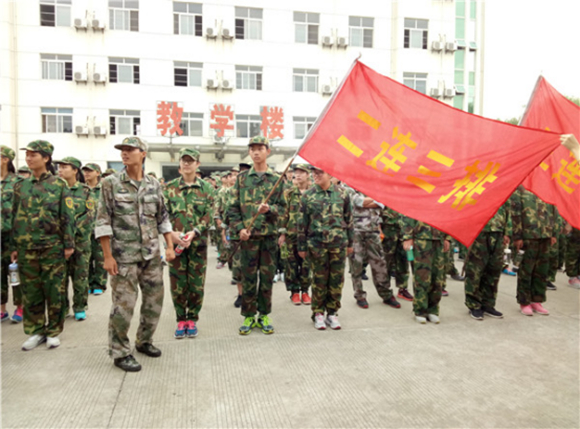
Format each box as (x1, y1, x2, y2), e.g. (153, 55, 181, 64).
(547, 208, 564, 283)
(11, 140, 75, 338)
(213, 182, 230, 264)
(164, 153, 214, 323)
(298, 183, 353, 316)
(511, 186, 555, 305)
(95, 138, 172, 359)
(222, 185, 242, 283)
(380, 208, 410, 290)
(566, 227, 580, 278)
(464, 202, 511, 310)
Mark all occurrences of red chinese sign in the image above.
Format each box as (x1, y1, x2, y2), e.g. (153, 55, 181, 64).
(157, 101, 183, 136)
(210, 104, 234, 138)
(260, 106, 284, 139)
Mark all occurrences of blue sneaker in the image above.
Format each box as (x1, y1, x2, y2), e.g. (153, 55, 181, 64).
(186, 321, 198, 338)
(502, 268, 516, 276)
(174, 321, 187, 339)
(11, 307, 23, 323)
(1, 312, 9, 322)
(74, 311, 86, 321)
(93, 289, 104, 295)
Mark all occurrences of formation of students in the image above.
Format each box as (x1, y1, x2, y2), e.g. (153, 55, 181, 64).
(1, 138, 579, 372)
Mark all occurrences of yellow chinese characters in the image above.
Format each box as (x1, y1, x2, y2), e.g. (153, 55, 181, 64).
(407, 150, 455, 193)
(366, 127, 417, 176)
(552, 151, 579, 194)
(438, 160, 500, 210)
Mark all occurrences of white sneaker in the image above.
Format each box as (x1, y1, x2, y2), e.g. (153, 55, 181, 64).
(47, 336, 61, 349)
(22, 334, 46, 351)
(415, 315, 427, 324)
(313, 313, 326, 330)
(325, 314, 341, 330)
(427, 314, 440, 324)
(280, 273, 285, 282)
(273, 274, 279, 283)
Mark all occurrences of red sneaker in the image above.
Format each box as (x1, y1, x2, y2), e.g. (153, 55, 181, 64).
(301, 292, 311, 305)
(397, 288, 413, 301)
(291, 293, 301, 305)
(531, 302, 549, 315)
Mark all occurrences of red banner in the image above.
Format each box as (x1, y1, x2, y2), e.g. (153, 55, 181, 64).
(520, 77, 580, 230)
(298, 61, 562, 246)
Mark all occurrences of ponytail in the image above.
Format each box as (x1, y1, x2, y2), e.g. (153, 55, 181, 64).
(7, 160, 15, 174)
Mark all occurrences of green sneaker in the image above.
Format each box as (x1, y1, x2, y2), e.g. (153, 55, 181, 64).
(239, 317, 255, 335)
(256, 315, 274, 334)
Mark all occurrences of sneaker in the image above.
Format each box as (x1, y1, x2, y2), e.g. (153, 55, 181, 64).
(569, 277, 580, 289)
(301, 292, 311, 305)
(256, 315, 274, 334)
(22, 334, 46, 351)
(427, 314, 440, 324)
(397, 288, 414, 301)
(74, 311, 86, 321)
(325, 314, 341, 330)
(356, 298, 369, 309)
(415, 315, 427, 324)
(239, 316, 255, 335)
(313, 313, 326, 330)
(234, 295, 242, 308)
(216, 261, 226, 269)
(10, 307, 23, 323)
(441, 289, 449, 297)
(512, 266, 519, 273)
(88, 289, 94, 295)
(482, 306, 504, 318)
(469, 308, 484, 320)
(280, 273, 285, 282)
(93, 289, 104, 295)
(135, 343, 162, 357)
(451, 274, 465, 281)
(546, 282, 557, 291)
(273, 274, 280, 283)
(1, 312, 9, 322)
(361, 272, 369, 281)
(47, 336, 60, 349)
(174, 321, 187, 339)
(291, 293, 301, 305)
(114, 354, 141, 372)
(502, 268, 516, 276)
(520, 304, 533, 316)
(186, 321, 198, 338)
(531, 302, 549, 315)
(383, 296, 401, 309)
(230, 279, 237, 285)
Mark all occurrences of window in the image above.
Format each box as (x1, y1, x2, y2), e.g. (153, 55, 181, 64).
(41, 107, 73, 133)
(294, 12, 319, 44)
(293, 116, 316, 139)
(109, 110, 140, 135)
(454, 50, 464, 84)
(40, 0, 71, 27)
(180, 113, 203, 136)
(109, 58, 140, 84)
(174, 62, 202, 87)
(235, 65, 262, 90)
(293, 69, 318, 93)
(349, 16, 373, 48)
(173, 2, 202, 36)
(403, 72, 427, 94)
(41, 54, 72, 81)
(403, 18, 428, 49)
(235, 7, 262, 40)
(109, 0, 139, 31)
(236, 114, 261, 138)
(453, 95, 464, 110)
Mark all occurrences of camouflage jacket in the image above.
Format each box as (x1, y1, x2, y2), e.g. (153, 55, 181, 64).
(511, 186, 555, 241)
(280, 185, 309, 237)
(482, 200, 511, 234)
(11, 172, 75, 250)
(227, 167, 286, 238)
(401, 218, 451, 242)
(87, 183, 101, 235)
(68, 181, 93, 241)
(221, 187, 235, 225)
(164, 176, 214, 247)
(1, 173, 19, 234)
(212, 186, 229, 223)
(95, 171, 172, 263)
(298, 183, 354, 251)
(345, 186, 382, 233)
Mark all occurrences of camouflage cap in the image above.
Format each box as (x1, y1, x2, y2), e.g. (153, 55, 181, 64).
(239, 162, 252, 170)
(55, 156, 82, 169)
(147, 172, 157, 178)
(220, 171, 231, 178)
(179, 148, 200, 161)
(292, 163, 310, 173)
(102, 168, 117, 177)
(17, 165, 31, 173)
(231, 166, 240, 172)
(82, 163, 102, 173)
(21, 140, 54, 156)
(248, 135, 270, 148)
(1, 145, 15, 161)
(114, 136, 148, 151)
(309, 165, 324, 172)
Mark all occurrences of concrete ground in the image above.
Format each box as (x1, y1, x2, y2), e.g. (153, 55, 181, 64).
(1, 248, 579, 428)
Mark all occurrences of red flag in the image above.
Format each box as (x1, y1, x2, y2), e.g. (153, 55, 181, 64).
(298, 61, 562, 246)
(520, 77, 580, 230)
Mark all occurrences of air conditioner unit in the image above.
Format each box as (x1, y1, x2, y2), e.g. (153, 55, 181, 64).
(93, 72, 107, 83)
(74, 18, 87, 29)
(75, 125, 89, 135)
(431, 40, 443, 51)
(91, 19, 105, 30)
(454, 85, 465, 94)
(321, 36, 333, 47)
(430, 88, 441, 98)
(321, 84, 333, 95)
(444, 88, 455, 98)
(337, 37, 348, 48)
(74, 70, 87, 82)
(220, 79, 233, 90)
(206, 27, 217, 39)
(221, 28, 233, 39)
(93, 125, 107, 136)
(206, 78, 218, 89)
(445, 42, 457, 52)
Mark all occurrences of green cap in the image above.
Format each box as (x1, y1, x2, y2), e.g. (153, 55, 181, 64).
(18, 165, 31, 173)
(221, 171, 231, 178)
(292, 164, 310, 173)
(309, 165, 324, 172)
(239, 162, 251, 170)
(114, 136, 148, 151)
(248, 135, 270, 148)
(179, 148, 200, 161)
(147, 172, 157, 178)
(231, 166, 240, 172)
(82, 163, 102, 173)
(55, 156, 82, 169)
(1, 145, 15, 161)
(21, 140, 54, 156)
(102, 168, 116, 177)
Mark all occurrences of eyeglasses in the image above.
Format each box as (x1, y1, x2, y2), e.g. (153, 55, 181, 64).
(311, 170, 324, 176)
(180, 158, 197, 165)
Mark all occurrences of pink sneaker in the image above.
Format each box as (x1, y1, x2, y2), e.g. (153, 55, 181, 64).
(568, 277, 580, 289)
(520, 305, 533, 316)
(531, 302, 549, 315)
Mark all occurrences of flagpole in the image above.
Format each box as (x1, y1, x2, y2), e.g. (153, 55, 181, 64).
(518, 75, 543, 126)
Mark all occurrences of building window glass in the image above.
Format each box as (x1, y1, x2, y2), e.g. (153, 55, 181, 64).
(293, 68, 318, 93)
(403, 18, 428, 49)
(173, 2, 202, 36)
(40, 0, 71, 27)
(293, 116, 316, 139)
(174, 62, 202, 87)
(236, 114, 261, 138)
(235, 7, 262, 40)
(294, 12, 319, 44)
(468, 96, 475, 114)
(109, 109, 140, 135)
(109, 57, 140, 84)
(470, 0, 477, 19)
(235, 65, 262, 90)
(454, 50, 465, 84)
(453, 95, 464, 110)
(41, 54, 72, 81)
(41, 107, 73, 133)
(403, 72, 427, 94)
(109, 0, 139, 32)
(180, 112, 203, 136)
(349, 16, 373, 48)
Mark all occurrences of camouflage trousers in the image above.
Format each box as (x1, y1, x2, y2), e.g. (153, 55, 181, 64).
(217, 231, 228, 264)
(231, 240, 242, 283)
(284, 236, 310, 293)
(547, 234, 560, 282)
(445, 250, 460, 276)
(412, 239, 445, 316)
(89, 234, 107, 291)
(109, 257, 164, 359)
(558, 232, 567, 269)
(381, 227, 409, 289)
(517, 238, 550, 305)
(566, 228, 580, 277)
(464, 232, 503, 310)
(209, 228, 220, 247)
(240, 237, 276, 317)
(18, 246, 66, 337)
(309, 246, 346, 315)
(169, 244, 207, 322)
(65, 240, 90, 313)
(1, 236, 22, 306)
(350, 230, 393, 300)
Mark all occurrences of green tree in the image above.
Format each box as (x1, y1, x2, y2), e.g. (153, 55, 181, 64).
(565, 96, 580, 106)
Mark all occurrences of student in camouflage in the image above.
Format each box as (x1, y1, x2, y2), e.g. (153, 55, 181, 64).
(10, 140, 75, 350)
(228, 136, 286, 335)
(214, 171, 231, 269)
(95, 137, 175, 372)
(1, 145, 23, 323)
(56, 157, 93, 321)
(102, 168, 116, 178)
(17, 165, 31, 179)
(164, 148, 214, 339)
(298, 166, 353, 330)
(565, 224, 580, 288)
(546, 207, 564, 290)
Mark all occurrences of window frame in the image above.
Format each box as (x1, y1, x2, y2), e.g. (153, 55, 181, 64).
(293, 116, 317, 139)
(109, 57, 140, 84)
(235, 65, 263, 90)
(292, 68, 319, 93)
(180, 112, 204, 137)
(109, 109, 141, 136)
(41, 107, 73, 133)
(109, 0, 139, 31)
(41, 54, 73, 81)
(235, 114, 262, 138)
(40, 0, 71, 27)
(294, 12, 319, 45)
(349, 16, 374, 48)
(235, 7, 263, 40)
(403, 18, 428, 49)
(173, 61, 203, 87)
(403, 72, 428, 95)
(173, 2, 203, 36)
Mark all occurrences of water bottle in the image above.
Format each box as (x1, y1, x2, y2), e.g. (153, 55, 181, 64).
(175, 233, 189, 256)
(9, 262, 20, 287)
(406, 246, 414, 262)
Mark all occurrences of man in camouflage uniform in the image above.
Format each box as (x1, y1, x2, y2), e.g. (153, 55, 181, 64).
(228, 136, 286, 335)
(96, 137, 174, 372)
(164, 148, 214, 339)
(102, 168, 116, 178)
(464, 202, 511, 320)
(511, 185, 556, 316)
(214, 171, 231, 269)
(346, 187, 400, 310)
(546, 207, 564, 290)
(17, 165, 31, 179)
(298, 166, 353, 330)
(565, 224, 580, 288)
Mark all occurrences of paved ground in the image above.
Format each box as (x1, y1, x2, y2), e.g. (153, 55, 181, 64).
(1, 248, 579, 428)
